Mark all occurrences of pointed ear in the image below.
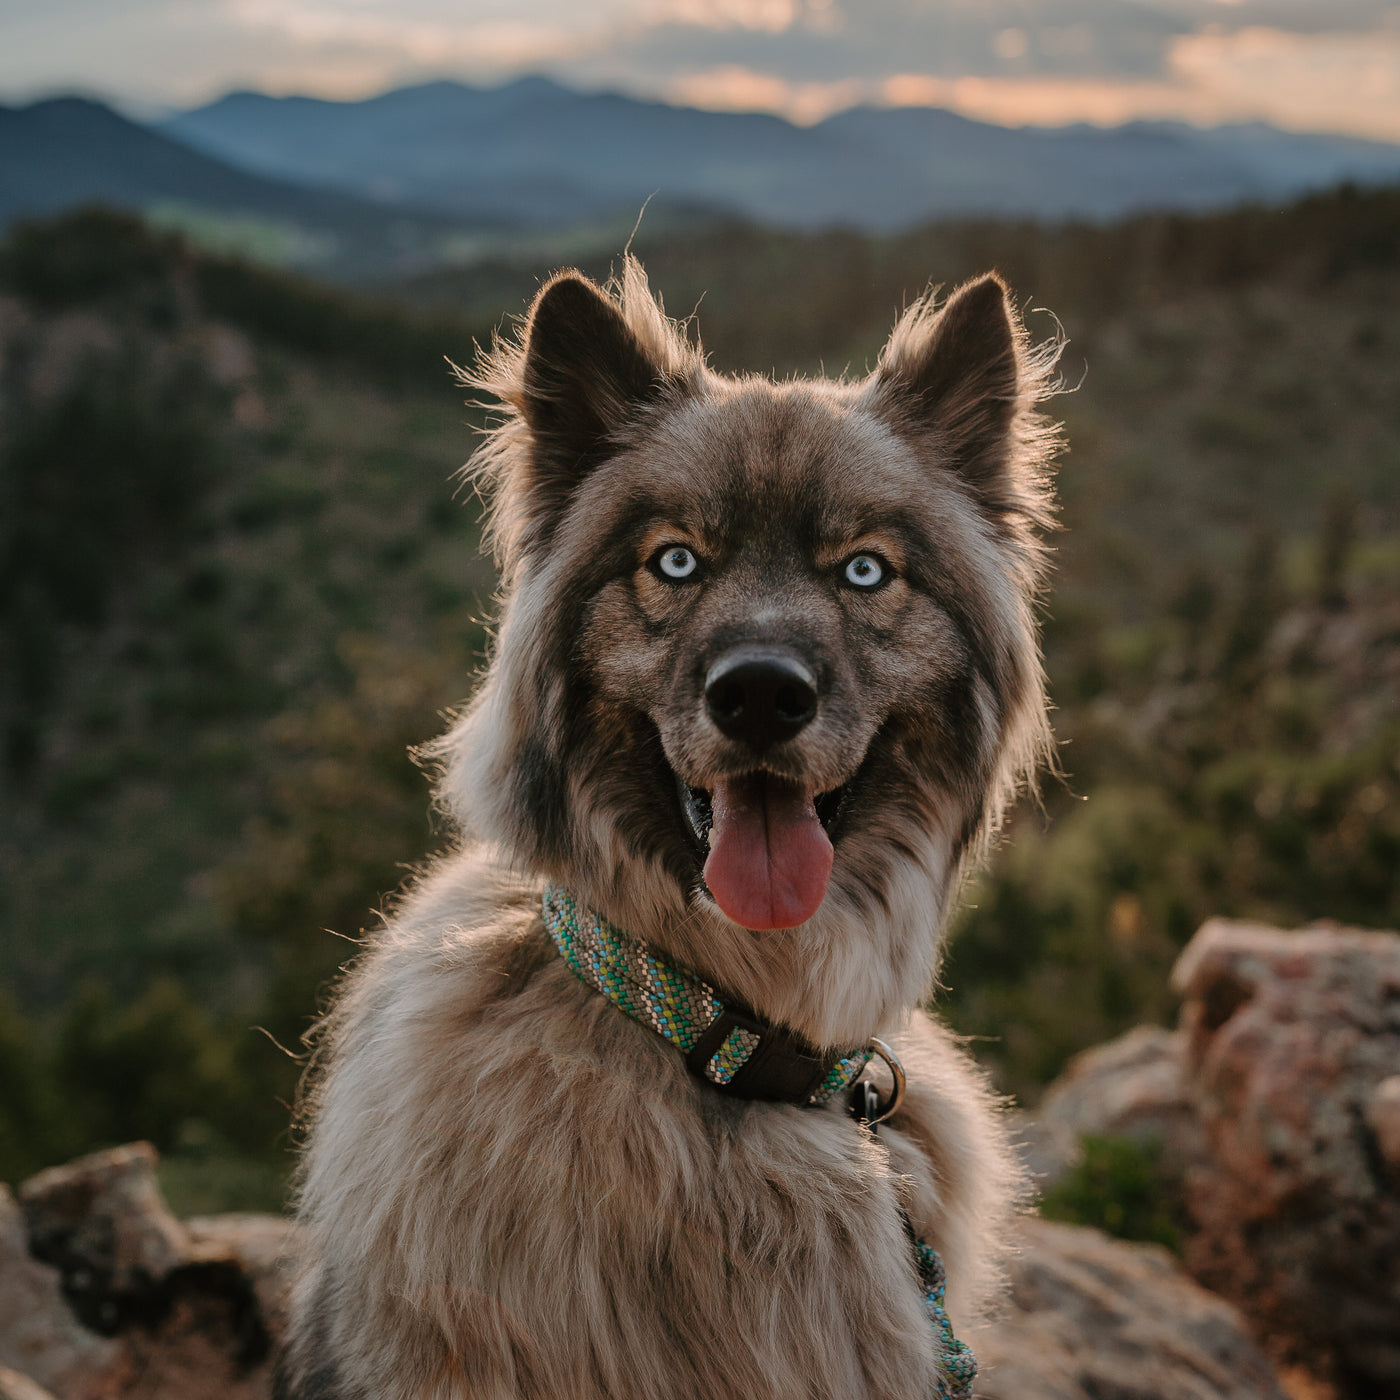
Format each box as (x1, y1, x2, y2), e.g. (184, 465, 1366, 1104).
(867, 274, 1021, 509)
(518, 270, 667, 522)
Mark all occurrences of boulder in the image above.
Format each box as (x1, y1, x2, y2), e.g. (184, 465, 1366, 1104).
(4, 1145, 296, 1400)
(1030, 1024, 1208, 1188)
(975, 1218, 1288, 1400)
(19, 1143, 190, 1335)
(1172, 918, 1400, 1396)
(0, 1184, 118, 1397)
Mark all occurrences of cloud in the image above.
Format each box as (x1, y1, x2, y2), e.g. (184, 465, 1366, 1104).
(640, 0, 804, 33)
(667, 63, 861, 121)
(221, 0, 595, 76)
(596, 22, 1400, 141)
(1, 0, 1398, 143)
(1170, 26, 1400, 141)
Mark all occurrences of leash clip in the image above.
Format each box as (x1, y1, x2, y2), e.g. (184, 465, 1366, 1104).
(850, 1036, 906, 1128)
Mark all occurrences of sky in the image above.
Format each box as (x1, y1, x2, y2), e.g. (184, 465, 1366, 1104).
(2, 0, 1400, 141)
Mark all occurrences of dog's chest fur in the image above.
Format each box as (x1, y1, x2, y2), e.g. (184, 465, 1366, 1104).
(287, 853, 980, 1400)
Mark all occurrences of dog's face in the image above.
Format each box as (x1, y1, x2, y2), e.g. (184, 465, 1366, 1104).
(440, 263, 1056, 1031)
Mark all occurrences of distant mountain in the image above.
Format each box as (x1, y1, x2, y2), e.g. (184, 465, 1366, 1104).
(7, 84, 1400, 284)
(162, 76, 1400, 230)
(0, 96, 490, 277)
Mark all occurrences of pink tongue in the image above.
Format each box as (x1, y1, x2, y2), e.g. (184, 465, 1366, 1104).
(703, 775, 833, 930)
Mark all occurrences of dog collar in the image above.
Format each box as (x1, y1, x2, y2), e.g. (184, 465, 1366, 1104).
(542, 885, 974, 1398)
(542, 883, 879, 1106)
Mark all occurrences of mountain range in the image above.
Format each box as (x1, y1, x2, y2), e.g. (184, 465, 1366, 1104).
(159, 77, 1400, 230)
(3, 77, 1399, 281)
(0, 96, 484, 278)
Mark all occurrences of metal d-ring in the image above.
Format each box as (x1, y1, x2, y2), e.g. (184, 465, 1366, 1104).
(862, 1037, 906, 1126)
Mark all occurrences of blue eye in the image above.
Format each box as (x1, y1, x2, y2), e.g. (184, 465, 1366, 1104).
(655, 545, 699, 580)
(843, 553, 885, 588)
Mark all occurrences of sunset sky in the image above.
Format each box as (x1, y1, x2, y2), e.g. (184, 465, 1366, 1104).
(2, 0, 1399, 141)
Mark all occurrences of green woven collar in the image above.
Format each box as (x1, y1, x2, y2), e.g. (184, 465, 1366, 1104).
(541, 884, 872, 1106)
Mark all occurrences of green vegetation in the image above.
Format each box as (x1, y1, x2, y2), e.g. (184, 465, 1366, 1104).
(1, 194, 1396, 1207)
(1040, 1135, 1183, 1250)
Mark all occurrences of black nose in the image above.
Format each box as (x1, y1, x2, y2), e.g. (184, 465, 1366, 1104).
(704, 647, 818, 749)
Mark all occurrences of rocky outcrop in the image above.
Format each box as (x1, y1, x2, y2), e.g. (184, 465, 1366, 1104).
(0, 1184, 117, 1397)
(2, 1144, 297, 1400)
(1171, 918, 1400, 1396)
(19, 1143, 195, 1337)
(976, 1218, 1287, 1400)
(1029, 917, 1400, 1398)
(1027, 1024, 1208, 1189)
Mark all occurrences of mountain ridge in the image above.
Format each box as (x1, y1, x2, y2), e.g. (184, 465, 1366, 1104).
(160, 75, 1400, 229)
(0, 95, 499, 278)
(5, 80, 1400, 283)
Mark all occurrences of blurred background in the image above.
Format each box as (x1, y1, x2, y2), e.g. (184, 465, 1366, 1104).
(0, 1, 1397, 1220)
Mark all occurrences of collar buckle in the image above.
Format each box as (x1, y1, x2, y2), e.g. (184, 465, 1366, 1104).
(686, 1005, 830, 1103)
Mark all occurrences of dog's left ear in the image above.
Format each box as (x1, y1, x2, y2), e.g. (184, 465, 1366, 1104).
(518, 270, 668, 526)
(865, 274, 1021, 511)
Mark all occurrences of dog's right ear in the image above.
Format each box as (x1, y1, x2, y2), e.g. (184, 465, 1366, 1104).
(517, 271, 667, 526)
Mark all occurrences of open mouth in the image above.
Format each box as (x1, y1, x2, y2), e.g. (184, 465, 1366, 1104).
(677, 773, 852, 931)
(680, 780, 849, 849)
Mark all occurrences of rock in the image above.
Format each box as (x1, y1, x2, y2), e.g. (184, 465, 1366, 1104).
(1031, 1024, 1209, 1188)
(0, 1184, 119, 1397)
(975, 1218, 1288, 1399)
(184, 1215, 301, 1345)
(5, 1144, 297, 1400)
(0, 1366, 59, 1400)
(1171, 918, 1400, 1396)
(18, 1143, 190, 1335)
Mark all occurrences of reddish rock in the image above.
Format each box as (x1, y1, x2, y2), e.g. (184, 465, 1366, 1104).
(976, 1218, 1288, 1400)
(1030, 1024, 1208, 1187)
(0, 1185, 118, 1397)
(1171, 918, 1400, 1396)
(4, 1146, 295, 1400)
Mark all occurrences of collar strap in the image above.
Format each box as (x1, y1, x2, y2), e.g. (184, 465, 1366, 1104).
(542, 884, 873, 1106)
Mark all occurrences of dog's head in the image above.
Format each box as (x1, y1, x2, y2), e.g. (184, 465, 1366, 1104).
(434, 260, 1059, 1040)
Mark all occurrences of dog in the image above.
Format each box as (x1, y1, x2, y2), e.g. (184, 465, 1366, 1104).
(274, 258, 1061, 1400)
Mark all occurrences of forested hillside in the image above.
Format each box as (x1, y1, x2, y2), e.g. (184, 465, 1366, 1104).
(1, 191, 1396, 1207)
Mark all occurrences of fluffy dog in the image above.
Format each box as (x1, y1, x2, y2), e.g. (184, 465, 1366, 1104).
(275, 259, 1061, 1400)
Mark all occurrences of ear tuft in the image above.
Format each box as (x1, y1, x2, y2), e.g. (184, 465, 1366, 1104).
(867, 273, 1022, 509)
(520, 271, 666, 485)
(460, 257, 704, 575)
